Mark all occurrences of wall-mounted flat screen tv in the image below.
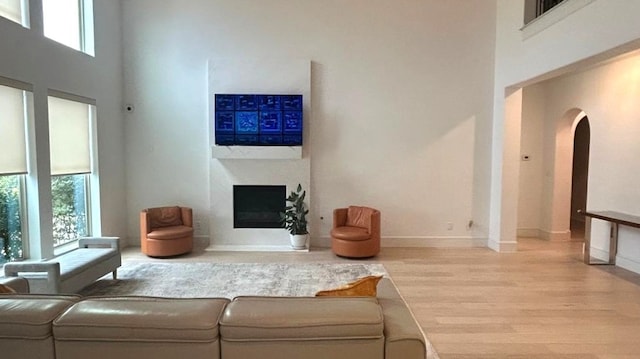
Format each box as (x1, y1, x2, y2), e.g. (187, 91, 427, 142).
(214, 94, 303, 146)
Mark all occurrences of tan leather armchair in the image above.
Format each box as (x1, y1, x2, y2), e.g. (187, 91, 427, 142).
(331, 206, 380, 258)
(140, 206, 194, 257)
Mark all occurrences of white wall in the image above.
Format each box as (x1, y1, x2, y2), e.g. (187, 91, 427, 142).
(208, 58, 311, 248)
(517, 84, 545, 237)
(539, 53, 640, 270)
(0, 2, 126, 256)
(121, 0, 497, 247)
(492, 0, 640, 254)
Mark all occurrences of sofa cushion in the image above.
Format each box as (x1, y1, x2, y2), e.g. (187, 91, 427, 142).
(0, 296, 77, 339)
(220, 296, 383, 341)
(148, 206, 183, 228)
(330, 226, 370, 241)
(345, 206, 374, 228)
(54, 297, 229, 342)
(147, 225, 193, 240)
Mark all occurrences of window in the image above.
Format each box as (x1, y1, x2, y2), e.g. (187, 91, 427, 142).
(0, 83, 29, 263)
(51, 174, 89, 246)
(537, 0, 566, 16)
(0, 176, 25, 262)
(48, 95, 94, 247)
(0, 0, 26, 26)
(42, 0, 94, 55)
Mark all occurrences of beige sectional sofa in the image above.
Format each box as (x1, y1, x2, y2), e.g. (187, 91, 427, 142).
(0, 276, 426, 359)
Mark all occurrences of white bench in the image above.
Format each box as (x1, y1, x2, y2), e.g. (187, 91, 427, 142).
(3, 237, 121, 294)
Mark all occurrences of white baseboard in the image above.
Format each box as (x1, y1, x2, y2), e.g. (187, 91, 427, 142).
(544, 230, 571, 241)
(517, 228, 571, 241)
(382, 236, 488, 248)
(615, 254, 640, 274)
(206, 244, 309, 252)
(314, 236, 487, 249)
(517, 228, 540, 238)
(133, 235, 488, 251)
(488, 238, 518, 253)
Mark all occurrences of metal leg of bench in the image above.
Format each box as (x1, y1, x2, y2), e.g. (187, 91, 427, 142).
(609, 223, 618, 265)
(583, 217, 592, 264)
(112, 269, 118, 280)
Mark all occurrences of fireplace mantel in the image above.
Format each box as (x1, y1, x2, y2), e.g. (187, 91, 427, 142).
(211, 145, 302, 159)
(208, 57, 310, 250)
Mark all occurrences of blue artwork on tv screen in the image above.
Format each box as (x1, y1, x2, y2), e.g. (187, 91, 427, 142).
(215, 94, 302, 146)
(235, 112, 259, 134)
(215, 112, 234, 134)
(260, 111, 282, 134)
(258, 95, 281, 111)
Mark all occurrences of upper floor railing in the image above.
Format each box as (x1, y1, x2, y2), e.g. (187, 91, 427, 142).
(537, 0, 566, 17)
(524, 0, 568, 25)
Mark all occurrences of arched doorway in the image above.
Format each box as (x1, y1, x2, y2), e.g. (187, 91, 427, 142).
(569, 116, 590, 240)
(541, 109, 590, 242)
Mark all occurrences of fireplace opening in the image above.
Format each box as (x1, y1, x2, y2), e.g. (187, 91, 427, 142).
(233, 185, 286, 228)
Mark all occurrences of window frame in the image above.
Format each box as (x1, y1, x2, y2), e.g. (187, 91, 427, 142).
(0, 80, 32, 262)
(42, 0, 95, 56)
(0, 0, 29, 27)
(47, 92, 96, 253)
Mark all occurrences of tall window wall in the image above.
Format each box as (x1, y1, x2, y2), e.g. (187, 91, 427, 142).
(0, 88, 98, 260)
(0, 83, 30, 263)
(0, 1, 98, 260)
(0, 0, 94, 55)
(48, 95, 94, 247)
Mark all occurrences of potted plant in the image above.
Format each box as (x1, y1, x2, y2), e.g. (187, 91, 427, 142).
(280, 184, 309, 249)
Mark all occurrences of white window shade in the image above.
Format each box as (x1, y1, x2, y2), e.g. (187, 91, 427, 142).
(0, 84, 27, 175)
(0, 0, 22, 24)
(48, 96, 91, 175)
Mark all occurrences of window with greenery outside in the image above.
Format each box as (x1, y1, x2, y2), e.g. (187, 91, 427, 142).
(0, 175, 23, 263)
(52, 174, 88, 246)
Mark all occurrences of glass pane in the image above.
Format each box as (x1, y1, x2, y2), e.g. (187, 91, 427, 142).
(0, 175, 24, 263)
(0, 0, 22, 24)
(43, 0, 81, 50)
(52, 174, 89, 246)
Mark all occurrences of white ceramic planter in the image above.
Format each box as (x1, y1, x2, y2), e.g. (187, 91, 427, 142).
(289, 234, 308, 250)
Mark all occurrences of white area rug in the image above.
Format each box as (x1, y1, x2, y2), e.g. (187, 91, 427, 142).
(81, 262, 388, 298)
(80, 262, 438, 359)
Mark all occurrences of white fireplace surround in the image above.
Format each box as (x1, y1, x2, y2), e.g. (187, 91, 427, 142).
(207, 58, 311, 251)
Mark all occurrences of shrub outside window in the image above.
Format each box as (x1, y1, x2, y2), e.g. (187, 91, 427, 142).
(0, 175, 24, 263)
(51, 174, 89, 246)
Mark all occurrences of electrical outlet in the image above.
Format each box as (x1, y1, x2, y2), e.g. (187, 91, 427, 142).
(447, 222, 453, 231)
(195, 221, 202, 232)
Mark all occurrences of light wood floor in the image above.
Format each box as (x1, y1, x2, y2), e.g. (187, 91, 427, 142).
(122, 238, 640, 359)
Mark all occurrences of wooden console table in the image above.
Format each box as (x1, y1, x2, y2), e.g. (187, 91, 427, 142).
(582, 210, 640, 265)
